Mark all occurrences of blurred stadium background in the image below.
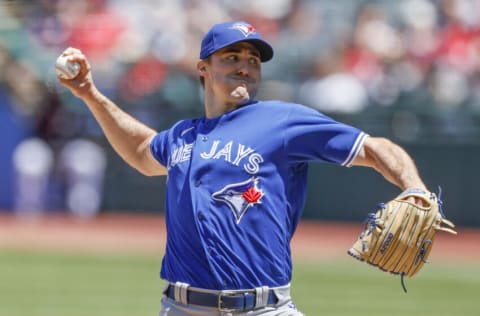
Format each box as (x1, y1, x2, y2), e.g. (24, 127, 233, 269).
(1, 0, 480, 225)
(2, 0, 480, 226)
(1, 1, 479, 315)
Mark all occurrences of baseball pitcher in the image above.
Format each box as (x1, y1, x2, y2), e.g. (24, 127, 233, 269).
(57, 21, 453, 315)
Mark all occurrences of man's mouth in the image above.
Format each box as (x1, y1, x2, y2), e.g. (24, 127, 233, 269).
(229, 75, 254, 84)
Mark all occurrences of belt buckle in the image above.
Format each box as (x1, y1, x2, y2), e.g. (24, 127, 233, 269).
(217, 290, 240, 312)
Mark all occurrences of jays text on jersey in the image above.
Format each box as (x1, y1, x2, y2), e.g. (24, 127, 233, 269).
(150, 100, 368, 290)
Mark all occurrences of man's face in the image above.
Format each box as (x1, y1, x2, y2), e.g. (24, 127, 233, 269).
(199, 42, 262, 105)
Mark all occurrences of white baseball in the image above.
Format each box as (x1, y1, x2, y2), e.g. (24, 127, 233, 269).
(55, 54, 81, 80)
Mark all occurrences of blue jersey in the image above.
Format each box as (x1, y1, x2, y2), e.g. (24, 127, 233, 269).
(150, 100, 367, 290)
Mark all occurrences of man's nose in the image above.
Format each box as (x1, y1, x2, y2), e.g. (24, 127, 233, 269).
(236, 59, 251, 76)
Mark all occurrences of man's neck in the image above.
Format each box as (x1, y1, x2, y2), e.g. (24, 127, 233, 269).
(203, 86, 252, 118)
(205, 101, 239, 118)
(204, 90, 243, 118)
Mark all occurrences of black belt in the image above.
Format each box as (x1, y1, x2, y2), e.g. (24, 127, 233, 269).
(164, 284, 278, 311)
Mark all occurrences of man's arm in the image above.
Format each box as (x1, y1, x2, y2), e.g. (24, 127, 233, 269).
(352, 136, 426, 191)
(57, 47, 167, 177)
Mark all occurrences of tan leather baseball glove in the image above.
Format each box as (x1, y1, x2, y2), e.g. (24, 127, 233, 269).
(348, 188, 456, 292)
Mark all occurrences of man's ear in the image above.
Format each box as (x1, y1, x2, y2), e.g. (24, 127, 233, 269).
(197, 60, 207, 75)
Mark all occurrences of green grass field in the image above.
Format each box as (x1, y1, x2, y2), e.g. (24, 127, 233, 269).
(0, 250, 478, 316)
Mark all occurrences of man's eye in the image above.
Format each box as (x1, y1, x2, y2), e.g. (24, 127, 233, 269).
(249, 58, 260, 65)
(226, 55, 237, 61)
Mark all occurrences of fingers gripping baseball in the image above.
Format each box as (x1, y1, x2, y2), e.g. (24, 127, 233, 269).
(56, 47, 95, 98)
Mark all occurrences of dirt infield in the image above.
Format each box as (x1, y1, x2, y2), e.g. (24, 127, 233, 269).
(0, 213, 477, 262)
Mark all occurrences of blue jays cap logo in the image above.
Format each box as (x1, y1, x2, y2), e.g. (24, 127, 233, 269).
(200, 21, 274, 62)
(212, 177, 264, 224)
(230, 22, 257, 37)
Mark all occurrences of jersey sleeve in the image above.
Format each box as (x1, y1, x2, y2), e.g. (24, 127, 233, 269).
(283, 104, 368, 166)
(150, 130, 169, 167)
(149, 119, 197, 168)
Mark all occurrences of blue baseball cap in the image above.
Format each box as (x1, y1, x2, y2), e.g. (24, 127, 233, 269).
(200, 21, 274, 62)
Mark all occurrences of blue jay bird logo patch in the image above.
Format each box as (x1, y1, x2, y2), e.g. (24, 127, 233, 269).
(212, 177, 264, 224)
(230, 22, 256, 37)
